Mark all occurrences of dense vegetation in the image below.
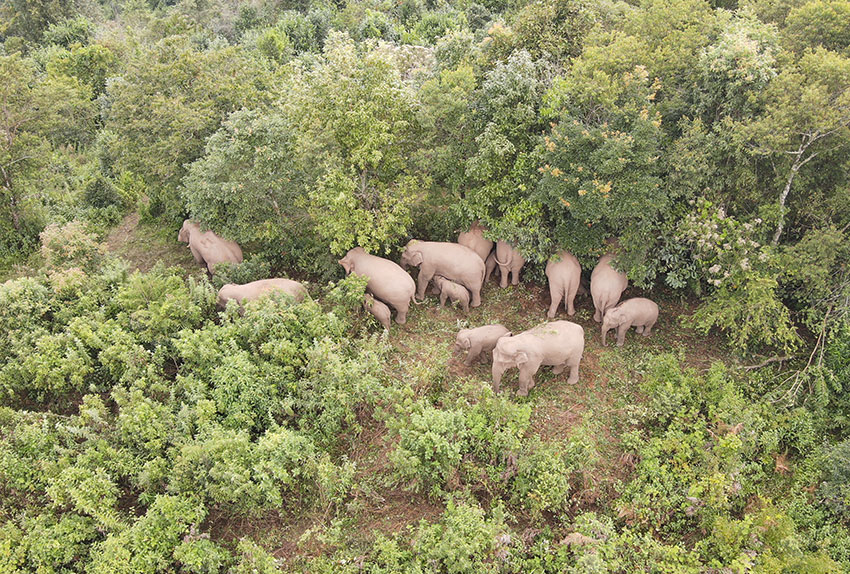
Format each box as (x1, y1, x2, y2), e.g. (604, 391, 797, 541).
(1, 0, 849, 571)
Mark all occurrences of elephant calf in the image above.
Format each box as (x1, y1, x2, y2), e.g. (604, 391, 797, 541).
(435, 276, 470, 313)
(455, 325, 511, 366)
(601, 297, 659, 347)
(492, 321, 585, 396)
(364, 294, 392, 331)
(217, 278, 306, 311)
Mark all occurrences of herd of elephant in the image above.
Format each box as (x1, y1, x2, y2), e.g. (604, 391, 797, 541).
(178, 219, 659, 396)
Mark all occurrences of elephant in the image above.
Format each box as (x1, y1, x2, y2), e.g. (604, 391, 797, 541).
(339, 247, 418, 324)
(455, 325, 511, 366)
(590, 254, 628, 323)
(545, 250, 582, 318)
(364, 294, 392, 331)
(178, 220, 243, 274)
(492, 321, 585, 396)
(400, 240, 485, 308)
(601, 297, 659, 347)
(493, 241, 526, 288)
(458, 222, 496, 280)
(434, 275, 470, 313)
(217, 278, 306, 311)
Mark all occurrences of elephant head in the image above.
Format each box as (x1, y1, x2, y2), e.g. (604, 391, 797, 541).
(601, 305, 626, 346)
(399, 240, 423, 269)
(338, 247, 365, 275)
(178, 220, 194, 243)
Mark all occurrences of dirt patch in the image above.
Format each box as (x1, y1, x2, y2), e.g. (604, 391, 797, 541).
(105, 212, 198, 273)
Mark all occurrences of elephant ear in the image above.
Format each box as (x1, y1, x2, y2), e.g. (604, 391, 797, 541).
(339, 257, 353, 274)
(410, 251, 424, 266)
(460, 337, 471, 349)
(515, 351, 529, 365)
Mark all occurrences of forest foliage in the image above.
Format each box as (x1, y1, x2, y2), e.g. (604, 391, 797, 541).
(1, 0, 850, 571)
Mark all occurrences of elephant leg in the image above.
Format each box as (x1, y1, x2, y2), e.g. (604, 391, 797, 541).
(469, 284, 482, 308)
(643, 320, 655, 336)
(466, 343, 482, 366)
(511, 268, 520, 286)
(499, 267, 509, 288)
(592, 296, 603, 322)
(635, 325, 644, 334)
(189, 245, 204, 264)
(566, 358, 580, 385)
(517, 360, 541, 396)
(395, 301, 409, 325)
(485, 252, 497, 282)
(439, 292, 447, 308)
(616, 323, 630, 347)
(461, 297, 469, 313)
(547, 281, 561, 319)
(492, 362, 509, 393)
(552, 362, 566, 375)
(416, 267, 434, 300)
(566, 278, 579, 316)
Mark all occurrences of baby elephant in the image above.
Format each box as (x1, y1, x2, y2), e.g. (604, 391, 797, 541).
(492, 321, 585, 396)
(601, 297, 659, 347)
(364, 294, 392, 331)
(217, 278, 306, 311)
(455, 325, 512, 366)
(435, 276, 470, 313)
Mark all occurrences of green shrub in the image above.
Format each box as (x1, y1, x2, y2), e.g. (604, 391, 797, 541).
(512, 438, 573, 518)
(87, 495, 207, 574)
(39, 220, 106, 272)
(390, 403, 469, 495)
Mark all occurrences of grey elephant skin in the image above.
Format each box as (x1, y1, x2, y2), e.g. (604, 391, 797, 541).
(217, 278, 306, 310)
(400, 240, 485, 307)
(601, 297, 659, 346)
(546, 250, 582, 318)
(339, 247, 417, 324)
(178, 220, 243, 274)
(492, 320, 584, 396)
(435, 276, 470, 313)
(458, 222, 496, 280)
(590, 254, 628, 322)
(493, 241, 526, 288)
(455, 325, 511, 366)
(363, 294, 392, 330)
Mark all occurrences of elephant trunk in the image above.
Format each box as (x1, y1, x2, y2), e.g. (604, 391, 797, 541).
(492, 361, 507, 394)
(601, 321, 610, 346)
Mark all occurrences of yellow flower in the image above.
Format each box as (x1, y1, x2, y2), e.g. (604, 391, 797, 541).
(578, 189, 587, 196)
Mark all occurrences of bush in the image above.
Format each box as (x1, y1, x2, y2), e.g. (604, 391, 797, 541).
(39, 220, 106, 272)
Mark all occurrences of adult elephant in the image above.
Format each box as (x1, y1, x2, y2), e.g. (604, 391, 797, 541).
(458, 222, 496, 280)
(545, 250, 582, 318)
(217, 278, 307, 310)
(590, 254, 628, 323)
(178, 220, 243, 274)
(492, 320, 585, 396)
(493, 241, 526, 288)
(339, 247, 417, 324)
(400, 240, 485, 307)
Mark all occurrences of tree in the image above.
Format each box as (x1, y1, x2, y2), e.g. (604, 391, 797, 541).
(0, 53, 95, 257)
(745, 48, 850, 244)
(103, 34, 272, 221)
(182, 109, 302, 251)
(282, 31, 425, 255)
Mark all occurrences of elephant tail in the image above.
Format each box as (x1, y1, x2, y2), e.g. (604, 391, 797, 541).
(411, 294, 425, 305)
(493, 248, 512, 268)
